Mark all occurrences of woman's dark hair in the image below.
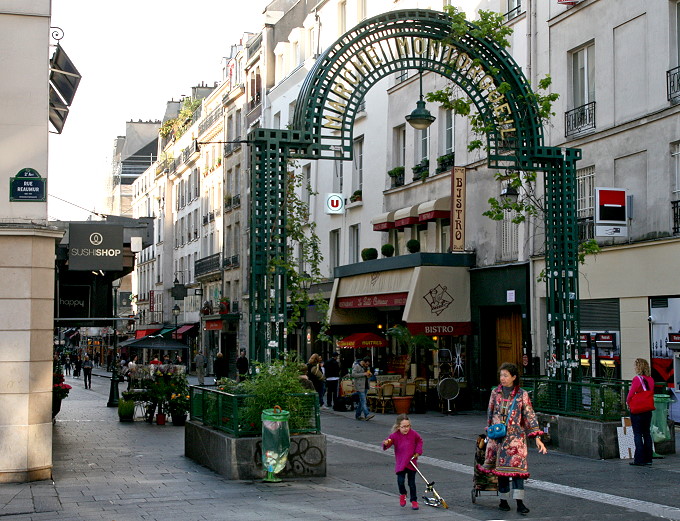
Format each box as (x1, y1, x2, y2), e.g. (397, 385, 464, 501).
(499, 362, 520, 387)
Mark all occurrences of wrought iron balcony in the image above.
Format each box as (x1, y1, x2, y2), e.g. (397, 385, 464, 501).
(231, 255, 240, 267)
(565, 101, 596, 137)
(233, 194, 241, 207)
(672, 200, 680, 234)
(195, 253, 222, 278)
(202, 214, 209, 225)
(182, 140, 199, 164)
(667, 66, 680, 103)
(505, 3, 522, 21)
(223, 256, 232, 269)
(231, 301, 240, 313)
(208, 211, 215, 222)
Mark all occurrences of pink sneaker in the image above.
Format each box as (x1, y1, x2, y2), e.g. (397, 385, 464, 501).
(399, 494, 406, 507)
(411, 501, 419, 510)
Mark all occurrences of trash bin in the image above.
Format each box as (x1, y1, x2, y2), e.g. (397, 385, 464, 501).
(261, 405, 290, 482)
(651, 394, 672, 443)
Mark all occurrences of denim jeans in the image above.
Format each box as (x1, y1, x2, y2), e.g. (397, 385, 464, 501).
(498, 476, 524, 500)
(630, 411, 653, 464)
(355, 390, 370, 419)
(397, 469, 417, 501)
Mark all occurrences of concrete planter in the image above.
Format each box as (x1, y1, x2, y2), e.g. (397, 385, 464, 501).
(185, 420, 326, 480)
(536, 413, 676, 459)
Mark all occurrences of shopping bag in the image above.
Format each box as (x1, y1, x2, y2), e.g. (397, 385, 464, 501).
(629, 376, 655, 414)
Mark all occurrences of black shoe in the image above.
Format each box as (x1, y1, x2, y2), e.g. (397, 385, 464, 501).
(499, 500, 511, 511)
(629, 462, 646, 466)
(517, 501, 530, 515)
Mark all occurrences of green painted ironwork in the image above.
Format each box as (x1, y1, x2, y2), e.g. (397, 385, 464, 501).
(248, 9, 580, 380)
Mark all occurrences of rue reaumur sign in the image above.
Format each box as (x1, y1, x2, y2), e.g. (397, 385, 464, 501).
(10, 168, 46, 202)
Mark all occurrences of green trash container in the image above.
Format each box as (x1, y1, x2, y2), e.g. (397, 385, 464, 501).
(651, 394, 672, 443)
(261, 405, 290, 482)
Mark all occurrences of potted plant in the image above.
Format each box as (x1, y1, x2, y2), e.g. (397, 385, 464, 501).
(168, 392, 190, 426)
(118, 394, 135, 422)
(52, 365, 72, 420)
(435, 152, 455, 173)
(412, 158, 429, 181)
(406, 239, 421, 253)
(361, 247, 378, 261)
(219, 297, 230, 314)
(381, 243, 395, 257)
(349, 189, 362, 203)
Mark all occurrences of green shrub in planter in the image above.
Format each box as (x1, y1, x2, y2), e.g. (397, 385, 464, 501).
(406, 239, 421, 253)
(381, 243, 395, 257)
(118, 399, 135, 422)
(361, 247, 378, 261)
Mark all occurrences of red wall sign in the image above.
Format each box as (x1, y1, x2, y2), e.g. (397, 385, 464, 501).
(337, 292, 408, 308)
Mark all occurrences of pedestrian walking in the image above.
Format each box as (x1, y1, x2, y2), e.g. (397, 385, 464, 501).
(307, 354, 325, 407)
(82, 355, 94, 389)
(214, 352, 228, 382)
(73, 355, 82, 378)
(626, 358, 655, 466)
(236, 349, 249, 382)
(194, 351, 206, 385)
(382, 414, 423, 510)
(351, 356, 375, 421)
(478, 362, 546, 515)
(64, 355, 71, 376)
(325, 352, 340, 409)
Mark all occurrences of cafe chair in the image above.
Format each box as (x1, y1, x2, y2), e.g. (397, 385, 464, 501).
(375, 383, 394, 414)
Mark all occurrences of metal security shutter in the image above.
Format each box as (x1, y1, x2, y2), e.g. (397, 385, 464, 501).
(579, 299, 620, 330)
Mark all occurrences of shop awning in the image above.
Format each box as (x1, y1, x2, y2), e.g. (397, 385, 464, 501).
(337, 332, 388, 348)
(394, 205, 419, 228)
(135, 328, 160, 339)
(372, 211, 395, 231)
(158, 327, 177, 336)
(418, 196, 451, 222)
(175, 324, 197, 335)
(329, 266, 472, 335)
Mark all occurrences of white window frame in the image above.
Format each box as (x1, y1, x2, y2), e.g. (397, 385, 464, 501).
(443, 109, 454, 154)
(672, 142, 680, 196)
(417, 127, 430, 163)
(349, 224, 360, 264)
(576, 166, 596, 218)
(329, 229, 341, 271)
(571, 43, 595, 108)
(353, 136, 364, 192)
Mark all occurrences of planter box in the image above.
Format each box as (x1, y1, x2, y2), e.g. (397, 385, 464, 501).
(536, 413, 676, 459)
(185, 420, 326, 479)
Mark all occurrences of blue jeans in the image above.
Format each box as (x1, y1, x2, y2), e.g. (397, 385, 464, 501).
(630, 411, 653, 464)
(397, 469, 417, 501)
(355, 390, 370, 419)
(498, 476, 524, 500)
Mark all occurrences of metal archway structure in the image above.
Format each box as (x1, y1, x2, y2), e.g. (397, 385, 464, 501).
(248, 9, 579, 380)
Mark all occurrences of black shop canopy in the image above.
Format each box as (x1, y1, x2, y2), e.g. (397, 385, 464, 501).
(118, 335, 188, 350)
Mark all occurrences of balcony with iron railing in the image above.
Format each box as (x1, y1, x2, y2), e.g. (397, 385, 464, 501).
(182, 140, 200, 164)
(667, 66, 680, 103)
(578, 216, 595, 242)
(231, 255, 240, 267)
(208, 211, 215, 222)
(231, 301, 239, 313)
(223, 256, 232, 269)
(195, 253, 222, 278)
(565, 101, 596, 137)
(232, 194, 241, 207)
(672, 200, 680, 234)
(198, 106, 224, 136)
(505, 3, 522, 21)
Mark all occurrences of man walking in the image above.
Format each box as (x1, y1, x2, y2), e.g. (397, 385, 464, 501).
(214, 352, 228, 382)
(82, 355, 94, 389)
(194, 351, 206, 385)
(236, 349, 249, 382)
(352, 356, 374, 421)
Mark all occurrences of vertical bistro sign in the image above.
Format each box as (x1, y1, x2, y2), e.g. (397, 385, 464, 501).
(68, 223, 124, 271)
(321, 36, 516, 142)
(9, 168, 47, 202)
(451, 167, 466, 252)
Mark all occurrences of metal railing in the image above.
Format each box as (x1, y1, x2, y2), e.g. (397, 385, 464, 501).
(233, 194, 241, 207)
(198, 106, 224, 136)
(523, 376, 632, 421)
(667, 66, 680, 103)
(195, 253, 221, 278)
(672, 200, 680, 234)
(565, 101, 596, 137)
(189, 386, 320, 438)
(577, 216, 594, 242)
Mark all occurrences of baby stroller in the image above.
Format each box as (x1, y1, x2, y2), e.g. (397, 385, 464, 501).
(471, 434, 498, 503)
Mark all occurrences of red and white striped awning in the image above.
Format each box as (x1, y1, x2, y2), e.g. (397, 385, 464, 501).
(394, 205, 419, 228)
(418, 196, 451, 222)
(371, 211, 395, 231)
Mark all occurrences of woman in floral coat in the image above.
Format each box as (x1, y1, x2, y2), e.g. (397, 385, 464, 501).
(478, 362, 546, 515)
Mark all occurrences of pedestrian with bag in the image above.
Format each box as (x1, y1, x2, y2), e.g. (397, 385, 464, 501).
(382, 414, 423, 510)
(351, 356, 375, 421)
(478, 362, 546, 515)
(626, 357, 655, 466)
(307, 354, 326, 407)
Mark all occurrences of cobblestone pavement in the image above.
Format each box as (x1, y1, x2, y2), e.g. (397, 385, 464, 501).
(1, 369, 679, 520)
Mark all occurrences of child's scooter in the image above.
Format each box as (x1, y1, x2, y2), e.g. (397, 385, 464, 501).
(410, 456, 449, 509)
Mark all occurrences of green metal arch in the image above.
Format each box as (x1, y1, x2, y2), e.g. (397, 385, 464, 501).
(291, 9, 543, 171)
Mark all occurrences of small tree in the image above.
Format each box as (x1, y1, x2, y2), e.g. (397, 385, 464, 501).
(406, 239, 421, 253)
(361, 248, 378, 261)
(381, 243, 395, 257)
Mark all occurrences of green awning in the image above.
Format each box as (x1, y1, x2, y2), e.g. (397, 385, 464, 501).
(158, 327, 177, 336)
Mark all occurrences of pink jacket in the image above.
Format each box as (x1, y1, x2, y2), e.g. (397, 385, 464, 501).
(383, 429, 423, 473)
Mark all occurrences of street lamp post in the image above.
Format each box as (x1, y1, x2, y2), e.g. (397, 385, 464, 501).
(172, 304, 181, 364)
(107, 279, 121, 407)
(300, 273, 312, 360)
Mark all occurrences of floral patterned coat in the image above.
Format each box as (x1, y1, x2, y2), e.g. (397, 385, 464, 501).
(478, 385, 543, 479)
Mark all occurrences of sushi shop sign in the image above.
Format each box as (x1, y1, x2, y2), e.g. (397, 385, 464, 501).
(10, 168, 46, 202)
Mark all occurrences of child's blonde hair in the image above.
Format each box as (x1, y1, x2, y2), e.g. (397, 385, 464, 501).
(390, 413, 411, 433)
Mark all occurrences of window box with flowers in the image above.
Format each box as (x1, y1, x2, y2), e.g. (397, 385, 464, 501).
(387, 166, 405, 187)
(219, 297, 230, 314)
(349, 190, 362, 203)
(412, 158, 429, 181)
(435, 153, 455, 174)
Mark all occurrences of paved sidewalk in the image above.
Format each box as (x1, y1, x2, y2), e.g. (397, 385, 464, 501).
(1, 369, 678, 520)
